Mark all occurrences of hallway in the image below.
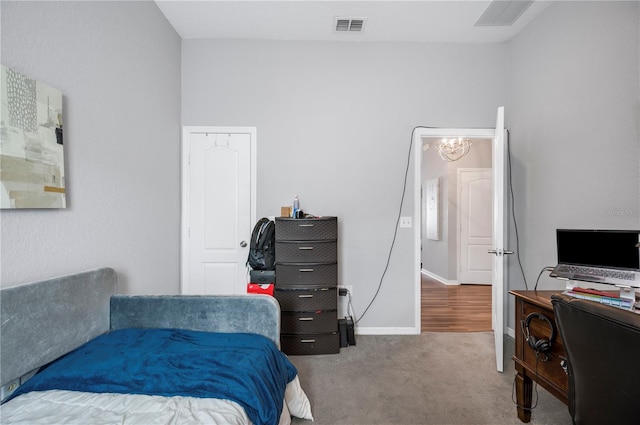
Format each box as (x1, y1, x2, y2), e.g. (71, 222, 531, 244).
(421, 273, 492, 332)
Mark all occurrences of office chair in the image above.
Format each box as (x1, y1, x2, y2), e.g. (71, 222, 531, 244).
(551, 293, 640, 425)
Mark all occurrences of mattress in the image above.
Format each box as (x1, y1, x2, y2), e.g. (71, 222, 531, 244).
(1, 375, 312, 425)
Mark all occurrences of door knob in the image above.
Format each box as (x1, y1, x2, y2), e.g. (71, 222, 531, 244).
(240, 241, 247, 248)
(487, 249, 514, 256)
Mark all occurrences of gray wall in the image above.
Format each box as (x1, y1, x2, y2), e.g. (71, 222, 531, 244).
(506, 1, 640, 329)
(182, 40, 507, 329)
(0, 1, 182, 293)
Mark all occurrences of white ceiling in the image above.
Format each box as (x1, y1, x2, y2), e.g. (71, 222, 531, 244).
(155, 0, 553, 43)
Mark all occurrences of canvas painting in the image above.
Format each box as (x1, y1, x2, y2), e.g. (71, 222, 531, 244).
(1, 65, 65, 208)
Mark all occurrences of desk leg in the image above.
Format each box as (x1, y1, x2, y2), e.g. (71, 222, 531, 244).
(515, 368, 533, 423)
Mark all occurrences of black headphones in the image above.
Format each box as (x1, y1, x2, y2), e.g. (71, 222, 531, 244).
(522, 312, 556, 361)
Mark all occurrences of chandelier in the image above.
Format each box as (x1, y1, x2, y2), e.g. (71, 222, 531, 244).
(436, 138, 472, 162)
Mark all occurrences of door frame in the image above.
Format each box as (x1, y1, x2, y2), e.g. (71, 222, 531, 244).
(412, 127, 499, 331)
(180, 126, 257, 292)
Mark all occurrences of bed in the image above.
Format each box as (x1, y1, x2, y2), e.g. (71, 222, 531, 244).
(0, 267, 313, 425)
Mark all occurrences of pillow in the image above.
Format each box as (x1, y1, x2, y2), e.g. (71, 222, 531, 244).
(285, 376, 314, 421)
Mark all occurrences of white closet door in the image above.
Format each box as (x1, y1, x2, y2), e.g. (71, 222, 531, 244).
(181, 127, 256, 295)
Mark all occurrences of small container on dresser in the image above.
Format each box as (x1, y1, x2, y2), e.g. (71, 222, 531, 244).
(274, 216, 340, 355)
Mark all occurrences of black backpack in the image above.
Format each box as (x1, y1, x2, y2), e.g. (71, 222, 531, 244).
(247, 218, 276, 270)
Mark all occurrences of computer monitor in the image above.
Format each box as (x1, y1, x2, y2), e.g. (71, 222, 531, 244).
(556, 229, 640, 271)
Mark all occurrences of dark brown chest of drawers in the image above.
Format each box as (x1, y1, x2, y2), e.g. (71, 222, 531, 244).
(275, 217, 340, 355)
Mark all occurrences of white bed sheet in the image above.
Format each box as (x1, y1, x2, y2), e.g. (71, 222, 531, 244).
(0, 376, 313, 425)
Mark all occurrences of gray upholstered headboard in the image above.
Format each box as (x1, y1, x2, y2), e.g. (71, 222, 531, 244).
(0, 267, 282, 401)
(110, 295, 281, 347)
(1, 268, 117, 390)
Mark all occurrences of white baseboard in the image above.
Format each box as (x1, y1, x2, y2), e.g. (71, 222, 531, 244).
(421, 269, 459, 286)
(355, 326, 420, 335)
(356, 326, 514, 337)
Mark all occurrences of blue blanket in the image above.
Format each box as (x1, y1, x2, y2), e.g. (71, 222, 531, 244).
(10, 328, 297, 425)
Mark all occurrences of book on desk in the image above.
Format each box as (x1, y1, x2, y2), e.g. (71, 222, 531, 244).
(563, 286, 636, 310)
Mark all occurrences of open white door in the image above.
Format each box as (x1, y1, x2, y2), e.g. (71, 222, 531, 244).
(490, 107, 509, 372)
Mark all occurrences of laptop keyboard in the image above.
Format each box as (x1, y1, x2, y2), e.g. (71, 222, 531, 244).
(556, 265, 636, 281)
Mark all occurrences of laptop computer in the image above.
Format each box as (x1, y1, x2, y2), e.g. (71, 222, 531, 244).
(549, 229, 640, 288)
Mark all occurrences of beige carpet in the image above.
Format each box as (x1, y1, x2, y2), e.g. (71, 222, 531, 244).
(289, 332, 572, 425)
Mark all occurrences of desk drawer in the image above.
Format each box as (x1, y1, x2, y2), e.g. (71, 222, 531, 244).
(518, 300, 568, 394)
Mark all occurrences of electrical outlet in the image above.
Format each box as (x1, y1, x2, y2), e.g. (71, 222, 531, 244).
(338, 285, 354, 297)
(338, 285, 353, 318)
(400, 216, 413, 228)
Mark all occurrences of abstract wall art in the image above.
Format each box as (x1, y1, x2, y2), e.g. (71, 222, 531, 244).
(425, 178, 439, 240)
(1, 65, 66, 209)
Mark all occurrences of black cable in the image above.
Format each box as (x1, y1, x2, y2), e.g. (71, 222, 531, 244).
(512, 323, 542, 411)
(347, 291, 356, 321)
(356, 126, 423, 324)
(511, 360, 540, 411)
(534, 266, 555, 291)
(507, 132, 528, 290)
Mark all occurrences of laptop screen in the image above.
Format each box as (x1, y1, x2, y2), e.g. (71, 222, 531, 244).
(557, 229, 640, 271)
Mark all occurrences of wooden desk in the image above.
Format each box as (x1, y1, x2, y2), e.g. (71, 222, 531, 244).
(510, 290, 568, 423)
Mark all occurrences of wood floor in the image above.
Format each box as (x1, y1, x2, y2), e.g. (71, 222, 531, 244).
(421, 273, 492, 332)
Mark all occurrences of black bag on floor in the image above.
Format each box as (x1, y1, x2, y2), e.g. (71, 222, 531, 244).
(247, 218, 276, 270)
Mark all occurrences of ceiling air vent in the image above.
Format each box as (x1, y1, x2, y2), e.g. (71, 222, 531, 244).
(334, 17, 366, 33)
(475, 0, 534, 26)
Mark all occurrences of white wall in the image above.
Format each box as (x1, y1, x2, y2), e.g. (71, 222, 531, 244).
(182, 40, 507, 330)
(0, 1, 182, 293)
(506, 1, 640, 329)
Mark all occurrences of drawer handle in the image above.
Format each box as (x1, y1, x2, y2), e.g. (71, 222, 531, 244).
(300, 339, 316, 343)
(299, 224, 314, 227)
(298, 294, 314, 298)
(298, 246, 314, 250)
(298, 317, 314, 321)
(299, 268, 314, 272)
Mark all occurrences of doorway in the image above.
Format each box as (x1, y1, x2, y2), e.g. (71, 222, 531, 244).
(420, 137, 493, 285)
(420, 137, 493, 331)
(411, 113, 508, 372)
